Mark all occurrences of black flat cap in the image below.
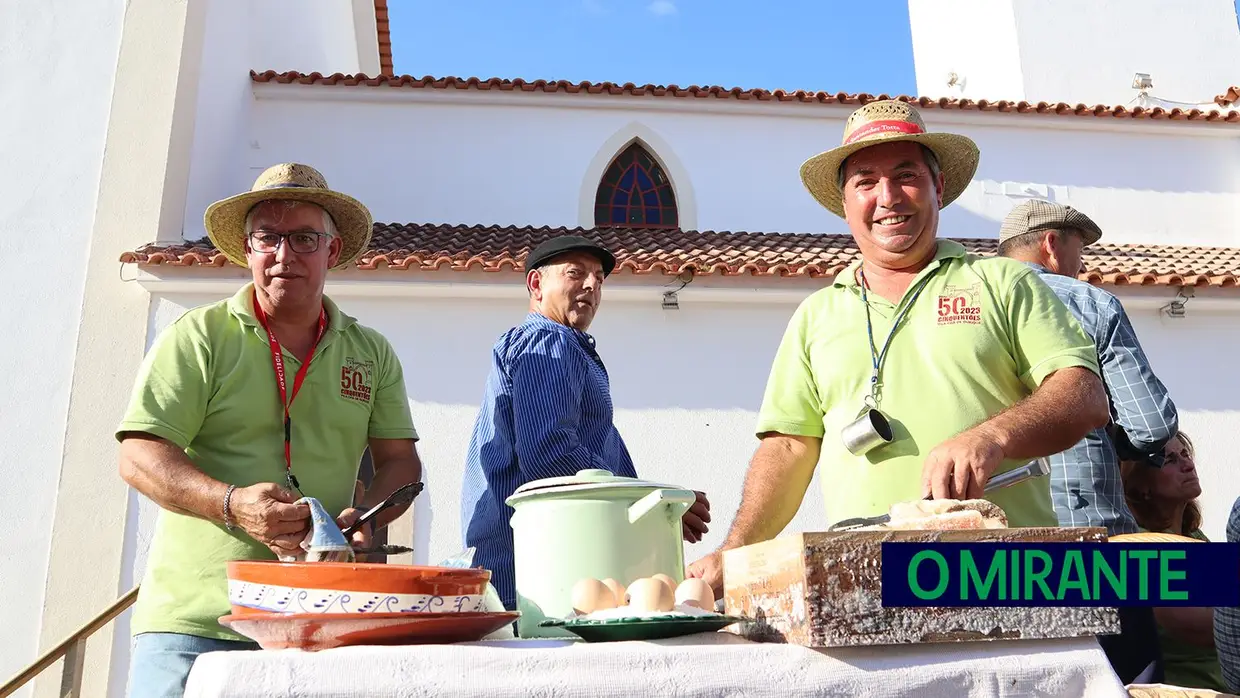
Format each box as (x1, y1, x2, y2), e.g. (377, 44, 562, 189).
(524, 235, 617, 277)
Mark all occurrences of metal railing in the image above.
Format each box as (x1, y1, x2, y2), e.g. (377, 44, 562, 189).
(0, 586, 139, 698)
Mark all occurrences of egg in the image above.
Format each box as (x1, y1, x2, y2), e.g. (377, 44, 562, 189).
(651, 573, 678, 595)
(601, 578, 628, 606)
(626, 577, 675, 613)
(675, 578, 716, 610)
(570, 578, 617, 615)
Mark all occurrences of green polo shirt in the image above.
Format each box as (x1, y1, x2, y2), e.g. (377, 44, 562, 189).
(117, 283, 417, 641)
(756, 240, 1099, 528)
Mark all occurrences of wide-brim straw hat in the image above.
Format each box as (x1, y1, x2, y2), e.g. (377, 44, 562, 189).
(204, 163, 373, 270)
(800, 100, 981, 219)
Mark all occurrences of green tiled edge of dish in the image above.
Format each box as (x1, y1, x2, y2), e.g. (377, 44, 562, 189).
(539, 614, 746, 642)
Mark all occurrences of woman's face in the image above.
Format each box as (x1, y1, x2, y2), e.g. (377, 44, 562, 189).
(1150, 436, 1202, 502)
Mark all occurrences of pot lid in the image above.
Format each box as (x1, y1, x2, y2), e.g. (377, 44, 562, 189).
(509, 469, 676, 498)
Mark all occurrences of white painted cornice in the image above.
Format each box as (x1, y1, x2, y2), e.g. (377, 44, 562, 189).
(250, 81, 1240, 139)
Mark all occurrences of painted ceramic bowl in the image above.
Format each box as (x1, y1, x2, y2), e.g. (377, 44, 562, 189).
(226, 561, 492, 617)
(219, 610, 522, 651)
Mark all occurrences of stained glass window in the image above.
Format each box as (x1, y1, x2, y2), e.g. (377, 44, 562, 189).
(593, 143, 678, 228)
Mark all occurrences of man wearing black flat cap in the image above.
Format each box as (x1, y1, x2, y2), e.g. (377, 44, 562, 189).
(460, 235, 710, 611)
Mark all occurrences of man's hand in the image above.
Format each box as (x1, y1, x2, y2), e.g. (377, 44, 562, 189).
(682, 491, 711, 543)
(921, 428, 1006, 500)
(682, 434, 821, 603)
(686, 550, 724, 601)
(336, 507, 373, 550)
(229, 483, 311, 557)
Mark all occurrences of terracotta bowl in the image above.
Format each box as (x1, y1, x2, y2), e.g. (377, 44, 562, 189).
(226, 560, 492, 617)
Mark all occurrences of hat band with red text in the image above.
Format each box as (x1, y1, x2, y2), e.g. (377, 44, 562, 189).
(843, 119, 925, 145)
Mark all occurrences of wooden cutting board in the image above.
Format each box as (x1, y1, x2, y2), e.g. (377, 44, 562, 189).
(721, 528, 1121, 648)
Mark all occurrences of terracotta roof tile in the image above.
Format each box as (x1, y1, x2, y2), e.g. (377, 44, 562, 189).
(1216, 85, 1240, 107)
(249, 71, 1240, 126)
(119, 223, 1240, 289)
(374, 0, 393, 78)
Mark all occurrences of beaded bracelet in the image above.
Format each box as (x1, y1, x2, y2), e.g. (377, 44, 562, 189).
(223, 484, 237, 531)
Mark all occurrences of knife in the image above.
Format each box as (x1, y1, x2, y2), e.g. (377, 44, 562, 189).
(826, 458, 1051, 531)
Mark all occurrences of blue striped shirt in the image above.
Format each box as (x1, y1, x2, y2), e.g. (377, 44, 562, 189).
(1027, 264, 1178, 535)
(460, 312, 636, 609)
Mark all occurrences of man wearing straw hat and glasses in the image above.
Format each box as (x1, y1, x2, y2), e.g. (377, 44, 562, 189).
(689, 101, 1109, 593)
(116, 164, 422, 696)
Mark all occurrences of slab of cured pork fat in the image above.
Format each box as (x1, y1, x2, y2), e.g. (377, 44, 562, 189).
(859, 498, 1008, 530)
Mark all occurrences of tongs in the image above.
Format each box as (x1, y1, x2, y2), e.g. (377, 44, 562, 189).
(352, 544, 415, 556)
(826, 458, 1051, 532)
(341, 481, 425, 538)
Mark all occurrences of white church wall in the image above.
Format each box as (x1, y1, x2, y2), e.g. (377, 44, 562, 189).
(249, 0, 369, 76)
(936, 115, 1240, 247)
(188, 88, 1240, 249)
(179, 0, 377, 254)
(909, 0, 1027, 101)
(0, 0, 125, 692)
(1010, 0, 1240, 108)
(910, 0, 1240, 107)
(179, 0, 257, 251)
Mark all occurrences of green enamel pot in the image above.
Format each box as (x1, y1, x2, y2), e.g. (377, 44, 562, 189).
(505, 469, 697, 639)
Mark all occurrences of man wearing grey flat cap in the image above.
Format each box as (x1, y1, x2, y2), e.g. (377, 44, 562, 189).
(460, 235, 711, 611)
(997, 199, 1178, 684)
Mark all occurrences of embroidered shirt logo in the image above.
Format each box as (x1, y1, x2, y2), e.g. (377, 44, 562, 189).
(340, 357, 374, 403)
(936, 283, 983, 325)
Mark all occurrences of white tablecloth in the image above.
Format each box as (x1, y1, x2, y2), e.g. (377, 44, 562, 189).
(184, 632, 1128, 697)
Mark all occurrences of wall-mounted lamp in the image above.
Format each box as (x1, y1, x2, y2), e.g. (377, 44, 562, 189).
(661, 270, 693, 311)
(1132, 73, 1153, 91)
(1160, 287, 1192, 318)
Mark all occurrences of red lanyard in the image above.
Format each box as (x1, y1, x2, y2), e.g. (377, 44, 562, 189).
(252, 289, 328, 493)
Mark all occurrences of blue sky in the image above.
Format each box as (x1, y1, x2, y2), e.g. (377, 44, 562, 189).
(387, 0, 919, 96)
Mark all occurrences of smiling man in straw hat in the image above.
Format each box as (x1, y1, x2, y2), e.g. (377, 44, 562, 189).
(688, 100, 1110, 596)
(116, 163, 422, 696)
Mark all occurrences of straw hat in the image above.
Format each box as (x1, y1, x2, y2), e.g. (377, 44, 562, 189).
(799, 100, 980, 219)
(204, 163, 374, 270)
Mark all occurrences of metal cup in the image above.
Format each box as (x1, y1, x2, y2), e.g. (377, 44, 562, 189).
(841, 407, 894, 456)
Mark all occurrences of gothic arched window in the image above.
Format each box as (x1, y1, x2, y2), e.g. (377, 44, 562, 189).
(593, 143, 679, 228)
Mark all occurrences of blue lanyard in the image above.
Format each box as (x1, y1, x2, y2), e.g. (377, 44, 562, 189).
(858, 266, 938, 406)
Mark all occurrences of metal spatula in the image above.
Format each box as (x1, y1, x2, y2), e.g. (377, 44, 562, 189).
(826, 458, 1051, 532)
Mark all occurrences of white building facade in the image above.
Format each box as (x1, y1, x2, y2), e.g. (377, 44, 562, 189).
(3, 0, 1239, 695)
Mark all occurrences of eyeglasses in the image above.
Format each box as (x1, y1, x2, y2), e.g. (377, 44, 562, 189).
(247, 231, 330, 254)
